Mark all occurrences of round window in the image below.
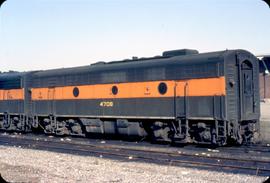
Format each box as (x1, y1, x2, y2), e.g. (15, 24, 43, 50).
(73, 87, 79, 97)
(112, 86, 118, 95)
(158, 82, 167, 95)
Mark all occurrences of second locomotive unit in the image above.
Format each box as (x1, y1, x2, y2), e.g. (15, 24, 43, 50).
(0, 49, 260, 145)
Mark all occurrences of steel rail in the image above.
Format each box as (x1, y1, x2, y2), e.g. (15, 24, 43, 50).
(0, 134, 269, 176)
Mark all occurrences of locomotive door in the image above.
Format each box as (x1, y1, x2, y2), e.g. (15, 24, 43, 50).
(240, 60, 254, 119)
(47, 88, 55, 115)
(174, 81, 188, 118)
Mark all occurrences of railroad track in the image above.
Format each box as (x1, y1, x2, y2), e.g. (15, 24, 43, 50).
(186, 144, 270, 157)
(0, 133, 270, 176)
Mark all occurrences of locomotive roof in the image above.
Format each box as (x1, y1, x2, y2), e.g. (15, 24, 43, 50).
(0, 71, 25, 80)
(32, 50, 234, 78)
(31, 49, 220, 77)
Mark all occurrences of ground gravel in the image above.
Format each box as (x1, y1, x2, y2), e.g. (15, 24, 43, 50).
(0, 145, 268, 183)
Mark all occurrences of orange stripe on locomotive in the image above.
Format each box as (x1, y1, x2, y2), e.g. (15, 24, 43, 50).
(31, 77, 226, 100)
(0, 89, 24, 100)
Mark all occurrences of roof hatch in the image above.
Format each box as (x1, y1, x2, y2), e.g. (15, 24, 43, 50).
(162, 49, 199, 57)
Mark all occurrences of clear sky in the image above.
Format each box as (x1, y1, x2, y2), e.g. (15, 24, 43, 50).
(0, 0, 269, 72)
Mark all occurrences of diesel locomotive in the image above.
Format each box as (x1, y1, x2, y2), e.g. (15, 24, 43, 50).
(0, 49, 260, 145)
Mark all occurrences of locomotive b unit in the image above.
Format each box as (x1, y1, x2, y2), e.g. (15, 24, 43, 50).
(0, 49, 260, 145)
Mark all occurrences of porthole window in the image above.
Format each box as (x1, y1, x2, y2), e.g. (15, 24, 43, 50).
(112, 86, 118, 95)
(73, 87, 79, 97)
(158, 82, 167, 95)
(229, 79, 235, 88)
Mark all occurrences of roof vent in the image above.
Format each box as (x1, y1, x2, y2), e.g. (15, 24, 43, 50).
(162, 49, 199, 57)
(91, 61, 106, 66)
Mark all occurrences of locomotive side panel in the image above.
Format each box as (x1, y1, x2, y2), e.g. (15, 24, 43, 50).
(0, 100, 24, 114)
(181, 96, 225, 119)
(0, 75, 24, 114)
(30, 77, 225, 119)
(30, 54, 224, 120)
(0, 73, 28, 131)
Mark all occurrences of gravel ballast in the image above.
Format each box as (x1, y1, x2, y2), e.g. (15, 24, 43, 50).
(0, 145, 268, 183)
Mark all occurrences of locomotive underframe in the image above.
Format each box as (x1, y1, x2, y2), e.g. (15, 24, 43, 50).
(0, 113, 31, 132)
(0, 113, 258, 146)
